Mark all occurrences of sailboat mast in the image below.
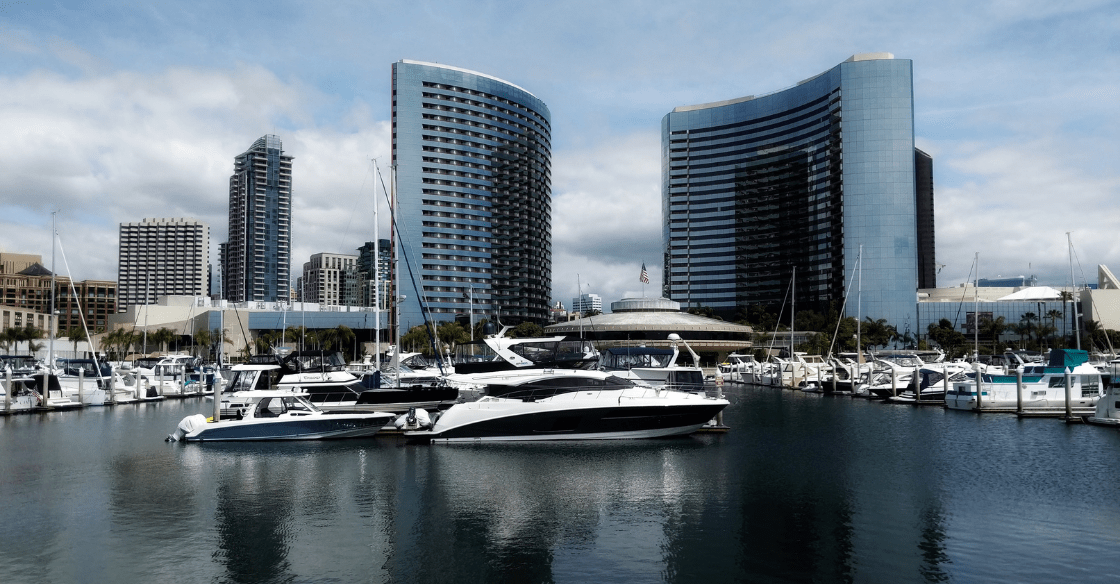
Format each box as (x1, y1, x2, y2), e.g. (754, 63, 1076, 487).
(856, 245, 862, 364)
(1069, 232, 1080, 350)
(974, 252, 980, 360)
(373, 160, 382, 365)
(49, 212, 56, 365)
(391, 164, 401, 377)
(143, 272, 149, 355)
(790, 266, 795, 359)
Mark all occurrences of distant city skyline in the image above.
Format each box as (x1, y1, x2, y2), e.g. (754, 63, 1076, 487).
(0, 2, 1115, 311)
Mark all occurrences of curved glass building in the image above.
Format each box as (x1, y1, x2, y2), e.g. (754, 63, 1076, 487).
(662, 53, 933, 331)
(392, 60, 552, 328)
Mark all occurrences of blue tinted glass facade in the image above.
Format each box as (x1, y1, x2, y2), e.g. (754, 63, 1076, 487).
(662, 55, 921, 329)
(225, 134, 292, 303)
(392, 61, 552, 329)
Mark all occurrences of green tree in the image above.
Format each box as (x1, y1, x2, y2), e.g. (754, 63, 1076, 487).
(63, 325, 86, 357)
(1020, 312, 1038, 348)
(150, 327, 176, 354)
(979, 316, 1009, 354)
(861, 318, 897, 350)
(436, 321, 470, 352)
(927, 319, 967, 358)
(193, 328, 211, 359)
(509, 321, 544, 338)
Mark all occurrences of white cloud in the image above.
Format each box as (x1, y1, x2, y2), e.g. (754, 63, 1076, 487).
(551, 131, 663, 307)
(0, 65, 389, 282)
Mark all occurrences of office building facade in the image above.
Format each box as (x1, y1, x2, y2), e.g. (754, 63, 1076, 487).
(392, 60, 552, 328)
(662, 53, 932, 329)
(224, 134, 293, 304)
(117, 217, 209, 310)
(0, 253, 116, 333)
(357, 240, 392, 309)
(571, 293, 603, 315)
(301, 252, 359, 306)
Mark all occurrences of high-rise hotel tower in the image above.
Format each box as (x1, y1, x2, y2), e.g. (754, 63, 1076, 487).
(223, 134, 293, 303)
(391, 60, 552, 327)
(117, 217, 209, 309)
(662, 53, 934, 330)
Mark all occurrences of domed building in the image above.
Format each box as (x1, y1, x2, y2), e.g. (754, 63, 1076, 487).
(543, 297, 752, 365)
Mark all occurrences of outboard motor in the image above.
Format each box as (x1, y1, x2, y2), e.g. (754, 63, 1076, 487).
(393, 406, 432, 431)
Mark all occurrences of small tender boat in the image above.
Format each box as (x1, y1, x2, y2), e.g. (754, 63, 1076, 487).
(167, 389, 394, 442)
(406, 369, 728, 443)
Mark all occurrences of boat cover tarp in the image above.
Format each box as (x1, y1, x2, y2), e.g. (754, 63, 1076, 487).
(1048, 349, 1089, 368)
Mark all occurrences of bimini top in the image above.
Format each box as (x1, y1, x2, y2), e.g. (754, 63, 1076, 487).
(1048, 349, 1089, 368)
(398, 59, 537, 100)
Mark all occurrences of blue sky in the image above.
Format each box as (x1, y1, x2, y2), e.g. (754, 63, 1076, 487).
(1, 0, 1117, 310)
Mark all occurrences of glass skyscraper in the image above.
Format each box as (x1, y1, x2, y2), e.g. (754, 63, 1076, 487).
(662, 53, 933, 330)
(224, 134, 292, 304)
(391, 60, 552, 328)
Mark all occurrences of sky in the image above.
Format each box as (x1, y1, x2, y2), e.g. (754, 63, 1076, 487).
(1, 0, 1117, 312)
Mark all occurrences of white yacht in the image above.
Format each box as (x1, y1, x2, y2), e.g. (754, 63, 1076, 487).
(405, 369, 728, 443)
(946, 349, 1104, 412)
(167, 365, 396, 441)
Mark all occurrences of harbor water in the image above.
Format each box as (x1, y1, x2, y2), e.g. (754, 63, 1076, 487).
(3, 385, 1120, 583)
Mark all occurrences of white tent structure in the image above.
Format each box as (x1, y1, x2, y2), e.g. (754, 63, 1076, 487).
(996, 286, 1064, 301)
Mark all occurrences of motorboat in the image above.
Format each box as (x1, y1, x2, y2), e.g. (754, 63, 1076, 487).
(451, 329, 599, 374)
(251, 353, 459, 413)
(1084, 361, 1120, 426)
(598, 334, 705, 391)
(404, 369, 729, 443)
(167, 364, 395, 441)
(1, 371, 43, 413)
(166, 388, 394, 442)
(946, 349, 1104, 412)
(717, 353, 761, 384)
(884, 367, 972, 403)
(30, 373, 84, 410)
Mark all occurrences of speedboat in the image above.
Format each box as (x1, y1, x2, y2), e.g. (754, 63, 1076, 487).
(946, 349, 1104, 412)
(405, 369, 729, 443)
(167, 364, 395, 441)
(167, 389, 394, 441)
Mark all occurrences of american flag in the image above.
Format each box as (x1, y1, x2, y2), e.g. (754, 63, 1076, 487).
(639, 263, 649, 284)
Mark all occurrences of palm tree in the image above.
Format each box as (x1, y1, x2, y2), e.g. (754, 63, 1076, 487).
(1046, 309, 1063, 348)
(1020, 312, 1038, 348)
(334, 325, 356, 361)
(0, 328, 14, 353)
(980, 316, 1008, 354)
(150, 327, 176, 355)
(193, 329, 212, 360)
(63, 325, 85, 358)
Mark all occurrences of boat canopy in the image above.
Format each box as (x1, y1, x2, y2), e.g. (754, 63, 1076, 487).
(1048, 349, 1089, 368)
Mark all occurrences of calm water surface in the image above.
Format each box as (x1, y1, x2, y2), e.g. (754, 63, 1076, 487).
(3, 386, 1120, 583)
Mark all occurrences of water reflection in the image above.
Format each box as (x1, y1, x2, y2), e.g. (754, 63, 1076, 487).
(5, 388, 1120, 583)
